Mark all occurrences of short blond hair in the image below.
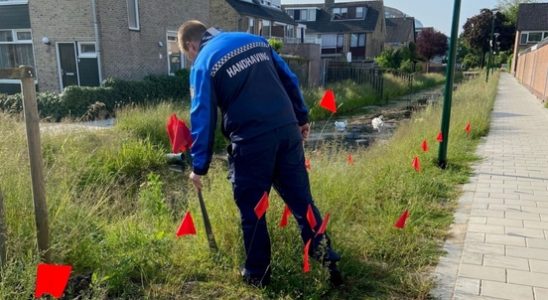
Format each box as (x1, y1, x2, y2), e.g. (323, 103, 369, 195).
(178, 20, 207, 53)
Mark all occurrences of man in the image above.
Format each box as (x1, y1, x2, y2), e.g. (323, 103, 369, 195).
(178, 20, 341, 287)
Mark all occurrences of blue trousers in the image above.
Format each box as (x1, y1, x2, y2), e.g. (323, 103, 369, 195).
(227, 124, 340, 277)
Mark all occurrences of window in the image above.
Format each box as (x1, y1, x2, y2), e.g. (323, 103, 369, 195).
(248, 18, 255, 34)
(356, 7, 365, 18)
(333, 7, 348, 20)
(78, 43, 96, 58)
(0, 29, 34, 69)
(351, 33, 365, 47)
(261, 20, 271, 38)
(300, 9, 308, 21)
(286, 25, 295, 38)
(127, 0, 140, 30)
(167, 31, 184, 74)
(520, 33, 528, 45)
(0, 0, 29, 5)
(528, 32, 542, 43)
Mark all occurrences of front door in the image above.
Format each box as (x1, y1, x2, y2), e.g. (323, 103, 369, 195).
(58, 43, 79, 89)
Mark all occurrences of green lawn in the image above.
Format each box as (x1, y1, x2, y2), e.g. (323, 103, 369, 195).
(0, 72, 498, 299)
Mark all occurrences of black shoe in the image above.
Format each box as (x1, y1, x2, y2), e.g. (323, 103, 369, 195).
(240, 267, 270, 288)
(328, 263, 343, 287)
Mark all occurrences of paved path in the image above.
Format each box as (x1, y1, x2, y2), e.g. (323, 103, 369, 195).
(432, 73, 548, 300)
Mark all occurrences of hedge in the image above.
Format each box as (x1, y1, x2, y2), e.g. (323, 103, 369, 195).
(0, 70, 190, 121)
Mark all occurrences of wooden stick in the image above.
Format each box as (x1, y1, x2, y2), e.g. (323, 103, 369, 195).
(0, 190, 7, 268)
(19, 67, 50, 262)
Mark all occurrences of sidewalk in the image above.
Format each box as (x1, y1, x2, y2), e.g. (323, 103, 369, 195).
(432, 73, 548, 300)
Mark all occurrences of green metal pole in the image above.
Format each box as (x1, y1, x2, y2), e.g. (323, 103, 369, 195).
(486, 10, 496, 83)
(438, 0, 462, 169)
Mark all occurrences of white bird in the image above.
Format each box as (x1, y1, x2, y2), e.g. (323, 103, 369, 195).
(334, 120, 347, 132)
(372, 115, 384, 132)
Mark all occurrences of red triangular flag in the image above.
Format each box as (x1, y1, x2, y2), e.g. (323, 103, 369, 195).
(319, 89, 337, 113)
(421, 139, 429, 152)
(394, 210, 410, 229)
(306, 204, 317, 231)
(279, 205, 291, 228)
(177, 211, 197, 236)
(465, 121, 471, 136)
(315, 213, 331, 236)
(305, 159, 311, 171)
(34, 263, 72, 299)
(347, 153, 354, 165)
(436, 132, 443, 143)
(166, 114, 193, 153)
(303, 239, 312, 273)
(412, 156, 421, 172)
(254, 192, 269, 219)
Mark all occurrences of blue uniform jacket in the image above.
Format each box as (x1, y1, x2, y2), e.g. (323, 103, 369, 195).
(189, 30, 309, 175)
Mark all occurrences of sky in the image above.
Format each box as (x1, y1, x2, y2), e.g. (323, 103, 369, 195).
(280, 0, 500, 35)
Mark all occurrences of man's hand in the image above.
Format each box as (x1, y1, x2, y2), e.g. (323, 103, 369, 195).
(300, 123, 310, 140)
(189, 171, 202, 191)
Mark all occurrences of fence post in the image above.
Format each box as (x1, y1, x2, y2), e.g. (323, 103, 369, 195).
(19, 67, 50, 262)
(0, 190, 6, 268)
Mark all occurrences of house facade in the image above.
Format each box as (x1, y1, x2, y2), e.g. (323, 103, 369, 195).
(283, 0, 385, 61)
(510, 2, 548, 75)
(210, 0, 303, 42)
(0, 0, 207, 94)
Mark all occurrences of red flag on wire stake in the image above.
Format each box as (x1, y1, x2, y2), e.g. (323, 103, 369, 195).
(465, 121, 471, 136)
(303, 239, 312, 273)
(347, 153, 354, 165)
(305, 159, 311, 171)
(436, 132, 443, 143)
(412, 156, 421, 172)
(394, 210, 410, 229)
(306, 204, 317, 231)
(316, 213, 331, 236)
(166, 114, 193, 153)
(421, 139, 429, 152)
(34, 263, 72, 299)
(254, 192, 269, 219)
(279, 205, 291, 228)
(177, 211, 197, 236)
(319, 89, 337, 113)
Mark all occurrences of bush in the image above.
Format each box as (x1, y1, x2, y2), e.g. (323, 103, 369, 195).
(0, 69, 191, 121)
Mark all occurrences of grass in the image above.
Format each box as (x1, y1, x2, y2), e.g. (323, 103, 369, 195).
(306, 73, 445, 121)
(0, 71, 498, 299)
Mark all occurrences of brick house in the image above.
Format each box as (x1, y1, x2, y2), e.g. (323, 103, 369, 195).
(209, 0, 302, 41)
(282, 0, 386, 61)
(0, 0, 207, 93)
(510, 2, 548, 75)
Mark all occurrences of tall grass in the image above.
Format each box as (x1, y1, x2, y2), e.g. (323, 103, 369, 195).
(0, 72, 498, 299)
(305, 73, 445, 121)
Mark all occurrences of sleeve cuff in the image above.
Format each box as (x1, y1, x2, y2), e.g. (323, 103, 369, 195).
(298, 115, 309, 126)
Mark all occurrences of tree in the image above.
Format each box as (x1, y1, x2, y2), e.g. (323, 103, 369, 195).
(374, 43, 418, 73)
(416, 28, 448, 73)
(497, 0, 538, 25)
(461, 9, 515, 67)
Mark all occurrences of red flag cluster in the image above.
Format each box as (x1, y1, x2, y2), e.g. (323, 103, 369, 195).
(177, 211, 197, 236)
(305, 158, 311, 171)
(306, 204, 317, 231)
(412, 156, 421, 172)
(34, 264, 72, 299)
(166, 114, 192, 153)
(319, 89, 337, 113)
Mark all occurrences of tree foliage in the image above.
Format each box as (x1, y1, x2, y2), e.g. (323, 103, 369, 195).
(416, 28, 448, 72)
(461, 9, 515, 56)
(375, 43, 418, 73)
